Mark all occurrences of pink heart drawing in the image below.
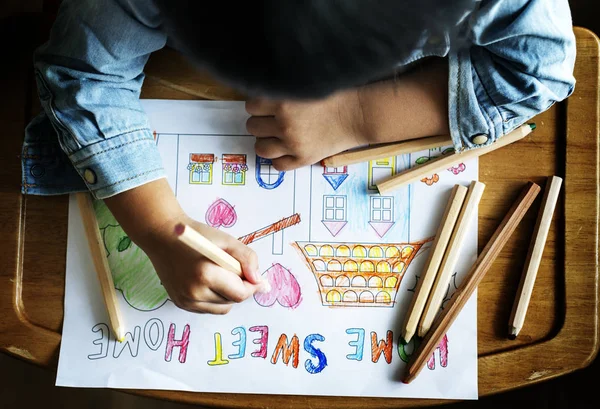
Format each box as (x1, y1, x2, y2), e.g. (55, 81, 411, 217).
(205, 198, 237, 228)
(254, 263, 302, 309)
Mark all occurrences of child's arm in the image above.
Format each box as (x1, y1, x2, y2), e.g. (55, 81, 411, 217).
(246, 59, 449, 171)
(246, 0, 576, 170)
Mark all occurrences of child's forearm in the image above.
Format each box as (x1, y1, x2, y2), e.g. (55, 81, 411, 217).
(356, 58, 449, 144)
(103, 178, 185, 251)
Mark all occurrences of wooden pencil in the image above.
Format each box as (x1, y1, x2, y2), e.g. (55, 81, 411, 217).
(174, 223, 271, 292)
(400, 184, 468, 344)
(418, 181, 485, 337)
(402, 182, 540, 384)
(377, 124, 535, 195)
(508, 176, 563, 339)
(321, 135, 452, 167)
(76, 193, 125, 342)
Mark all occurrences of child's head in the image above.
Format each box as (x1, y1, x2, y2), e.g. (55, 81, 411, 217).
(156, 0, 476, 99)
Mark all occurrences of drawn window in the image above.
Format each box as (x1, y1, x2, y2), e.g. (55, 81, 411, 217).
(328, 260, 342, 272)
(304, 244, 318, 256)
(360, 261, 374, 272)
(385, 247, 400, 258)
(343, 290, 358, 302)
(344, 260, 358, 272)
(320, 245, 334, 257)
(313, 259, 326, 271)
(256, 156, 285, 189)
(326, 290, 342, 303)
(222, 154, 248, 186)
(392, 262, 406, 273)
(368, 276, 383, 288)
(370, 196, 394, 222)
(323, 195, 346, 221)
(376, 291, 392, 304)
(351, 276, 367, 287)
(368, 246, 384, 258)
(188, 153, 215, 185)
(368, 157, 396, 190)
(323, 166, 348, 175)
(401, 246, 414, 260)
(359, 291, 374, 303)
(376, 261, 391, 273)
(320, 275, 334, 287)
(352, 245, 367, 258)
(384, 277, 398, 288)
(336, 245, 351, 257)
(336, 275, 350, 287)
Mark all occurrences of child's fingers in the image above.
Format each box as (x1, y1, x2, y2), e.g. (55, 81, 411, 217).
(254, 137, 287, 159)
(246, 116, 281, 137)
(272, 155, 301, 171)
(222, 239, 261, 284)
(201, 264, 254, 303)
(179, 301, 233, 315)
(245, 98, 278, 116)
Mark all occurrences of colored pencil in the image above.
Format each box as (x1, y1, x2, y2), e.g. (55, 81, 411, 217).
(418, 181, 485, 337)
(76, 192, 125, 342)
(508, 176, 563, 339)
(401, 184, 468, 344)
(377, 124, 535, 195)
(402, 182, 540, 384)
(322, 135, 452, 167)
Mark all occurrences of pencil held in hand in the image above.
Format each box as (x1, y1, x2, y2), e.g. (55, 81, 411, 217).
(174, 223, 271, 293)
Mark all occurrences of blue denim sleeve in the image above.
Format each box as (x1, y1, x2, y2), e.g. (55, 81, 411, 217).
(448, 0, 576, 151)
(23, 0, 168, 199)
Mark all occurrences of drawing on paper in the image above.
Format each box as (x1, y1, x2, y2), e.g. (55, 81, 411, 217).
(188, 153, 216, 185)
(293, 239, 431, 307)
(238, 214, 301, 245)
(322, 165, 349, 190)
(205, 198, 237, 229)
(321, 195, 348, 237)
(222, 154, 248, 186)
(368, 196, 395, 238)
(253, 263, 302, 309)
(368, 157, 396, 190)
(442, 272, 459, 308)
(93, 200, 168, 311)
(415, 147, 465, 185)
(448, 163, 466, 175)
(256, 156, 285, 189)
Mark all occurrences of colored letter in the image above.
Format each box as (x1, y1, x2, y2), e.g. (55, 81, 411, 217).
(113, 326, 141, 358)
(165, 323, 191, 363)
(228, 326, 246, 359)
(397, 335, 420, 363)
(88, 323, 109, 360)
(427, 334, 449, 370)
(208, 332, 229, 366)
(371, 330, 393, 364)
(345, 328, 365, 361)
(304, 333, 327, 374)
(249, 326, 269, 358)
(270, 334, 300, 368)
(143, 318, 165, 351)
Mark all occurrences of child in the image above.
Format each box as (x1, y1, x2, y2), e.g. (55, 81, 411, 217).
(23, 0, 576, 314)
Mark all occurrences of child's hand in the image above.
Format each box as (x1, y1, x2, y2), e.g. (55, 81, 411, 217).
(143, 215, 262, 314)
(245, 89, 366, 170)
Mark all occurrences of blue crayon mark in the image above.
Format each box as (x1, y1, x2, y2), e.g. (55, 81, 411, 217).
(345, 328, 365, 361)
(256, 156, 285, 189)
(304, 334, 327, 374)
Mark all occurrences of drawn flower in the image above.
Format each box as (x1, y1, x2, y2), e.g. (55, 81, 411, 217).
(420, 174, 440, 186)
(447, 163, 466, 175)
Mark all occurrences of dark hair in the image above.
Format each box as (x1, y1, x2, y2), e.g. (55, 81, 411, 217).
(156, 0, 476, 99)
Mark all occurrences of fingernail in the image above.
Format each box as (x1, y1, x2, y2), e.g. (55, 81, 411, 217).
(260, 280, 272, 293)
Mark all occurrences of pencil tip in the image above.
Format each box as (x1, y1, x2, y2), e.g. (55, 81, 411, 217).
(174, 223, 185, 236)
(508, 334, 517, 340)
(528, 123, 536, 130)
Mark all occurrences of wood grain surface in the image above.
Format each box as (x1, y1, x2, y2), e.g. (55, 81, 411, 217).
(0, 27, 598, 408)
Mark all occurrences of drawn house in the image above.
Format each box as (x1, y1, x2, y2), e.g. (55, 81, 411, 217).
(221, 154, 248, 186)
(188, 153, 215, 184)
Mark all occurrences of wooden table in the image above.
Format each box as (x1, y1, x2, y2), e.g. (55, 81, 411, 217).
(1, 26, 598, 408)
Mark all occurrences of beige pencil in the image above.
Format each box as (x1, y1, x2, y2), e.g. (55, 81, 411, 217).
(403, 182, 541, 384)
(418, 181, 485, 337)
(174, 223, 270, 292)
(76, 193, 125, 342)
(322, 135, 453, 168)
(508, 176, 562, 339)
(377, 124, 535, 195)
(400, 184, 468, 344)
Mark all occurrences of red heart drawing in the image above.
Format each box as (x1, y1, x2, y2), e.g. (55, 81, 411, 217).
(205, 198, 237, 228)
(254, 263, 302, 309)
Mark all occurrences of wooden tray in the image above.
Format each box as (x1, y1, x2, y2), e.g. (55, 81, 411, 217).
(1, 27, 598, 408)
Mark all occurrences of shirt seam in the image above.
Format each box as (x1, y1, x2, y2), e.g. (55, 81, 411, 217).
(91, 167, 163, 191)
(72, 133, 154, 166)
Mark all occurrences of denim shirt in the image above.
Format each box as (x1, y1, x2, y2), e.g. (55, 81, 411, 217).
(22, 0, 576, 200)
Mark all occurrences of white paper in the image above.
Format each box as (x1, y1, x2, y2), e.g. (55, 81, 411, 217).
(57, 100, 478, 399)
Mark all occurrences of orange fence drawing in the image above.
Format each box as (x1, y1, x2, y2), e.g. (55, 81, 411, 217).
(293, 239, 431, 308)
